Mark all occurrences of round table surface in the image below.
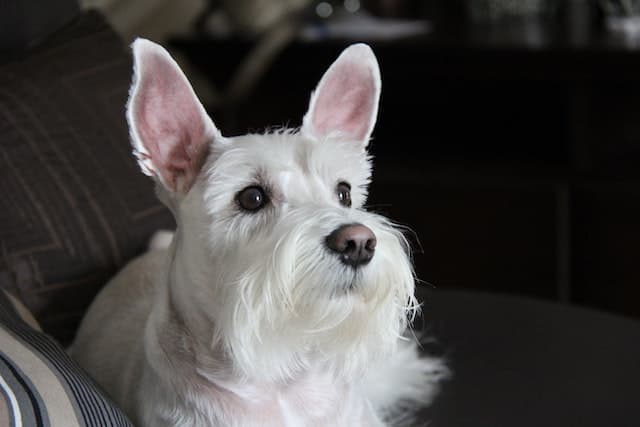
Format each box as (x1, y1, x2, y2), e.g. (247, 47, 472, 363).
(414, 289, 640, 427)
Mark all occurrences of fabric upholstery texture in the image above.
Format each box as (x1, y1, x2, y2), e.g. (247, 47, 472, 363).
(0, 289, 134, 426)
(0, 0, 80, 51)
(0, 11, 174, 344)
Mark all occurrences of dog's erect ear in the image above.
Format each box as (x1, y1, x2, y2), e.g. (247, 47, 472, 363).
(301, 43, 381, 146)
(127, 38, 221, 193)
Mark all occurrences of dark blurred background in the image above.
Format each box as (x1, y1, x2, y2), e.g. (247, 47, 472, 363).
(160, 0, 640, 320)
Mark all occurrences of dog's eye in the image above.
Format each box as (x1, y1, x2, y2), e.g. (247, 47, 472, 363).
(336, 182, 352, 207)
(237, 186, 268, 212)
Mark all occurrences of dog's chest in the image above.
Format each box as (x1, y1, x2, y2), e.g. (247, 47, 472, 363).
(193, 373, 377, 426)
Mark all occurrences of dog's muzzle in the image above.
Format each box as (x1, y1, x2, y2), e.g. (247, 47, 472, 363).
(325, 223, 376, 267)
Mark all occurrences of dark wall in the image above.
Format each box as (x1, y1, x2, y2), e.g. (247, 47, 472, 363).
(172, 2, 640, 319)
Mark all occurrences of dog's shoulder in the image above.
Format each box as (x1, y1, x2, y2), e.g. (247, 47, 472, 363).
(71, 249, 169, 398)
(73, 249, 167, 338)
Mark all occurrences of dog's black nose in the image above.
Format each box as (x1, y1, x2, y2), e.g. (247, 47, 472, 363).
(325, 224, 376, 267)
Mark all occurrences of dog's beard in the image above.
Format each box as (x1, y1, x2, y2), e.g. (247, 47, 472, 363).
(192, 207, 419, 383)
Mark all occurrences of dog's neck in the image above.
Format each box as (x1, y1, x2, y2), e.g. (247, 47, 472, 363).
(143, 241, 368, 424)
(145, 225, 310, 387)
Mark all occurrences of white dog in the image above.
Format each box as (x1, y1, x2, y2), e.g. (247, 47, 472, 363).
(71, 39, 447, 427)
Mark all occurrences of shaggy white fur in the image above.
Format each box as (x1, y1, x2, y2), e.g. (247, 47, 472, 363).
(70, 39, 448, 427)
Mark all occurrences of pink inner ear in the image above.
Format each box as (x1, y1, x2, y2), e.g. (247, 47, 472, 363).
(312, 61, 376, 142)
(133, 50, 208, 191)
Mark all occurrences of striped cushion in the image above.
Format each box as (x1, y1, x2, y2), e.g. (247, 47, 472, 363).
(0, 290, 133, 426)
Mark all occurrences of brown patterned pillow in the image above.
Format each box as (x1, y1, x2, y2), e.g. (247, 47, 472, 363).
(0, 11, 174, 344)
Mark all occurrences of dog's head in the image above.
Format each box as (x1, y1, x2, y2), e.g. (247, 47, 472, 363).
(127, 40, 418, 382)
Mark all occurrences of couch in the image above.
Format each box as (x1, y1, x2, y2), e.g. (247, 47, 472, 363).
(0, 6, 170, 426)
(2, 6, 640, 427)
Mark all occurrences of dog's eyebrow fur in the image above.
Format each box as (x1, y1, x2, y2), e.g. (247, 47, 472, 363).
(252, 169, 281, 204)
